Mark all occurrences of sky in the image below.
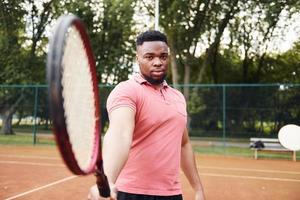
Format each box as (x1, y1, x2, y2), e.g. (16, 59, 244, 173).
(271, 12, 300, 53)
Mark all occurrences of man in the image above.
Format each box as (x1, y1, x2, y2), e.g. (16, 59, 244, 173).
(88, 30, 205, 200)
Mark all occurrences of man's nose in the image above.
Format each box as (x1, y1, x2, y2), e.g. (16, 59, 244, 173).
(153, 57, 162, 66)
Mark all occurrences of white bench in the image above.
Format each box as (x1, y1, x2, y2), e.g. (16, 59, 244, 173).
(250, 137, 297, 161)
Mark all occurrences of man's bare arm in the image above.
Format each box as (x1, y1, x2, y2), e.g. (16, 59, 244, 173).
(103, 107, 135, 184)
(181, 128, 205, 200)
(88, 107, 135, 200)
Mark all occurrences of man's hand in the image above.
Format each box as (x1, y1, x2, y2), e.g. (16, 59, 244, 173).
(87, 184, 117, 200)
(195, 190, 205, 200)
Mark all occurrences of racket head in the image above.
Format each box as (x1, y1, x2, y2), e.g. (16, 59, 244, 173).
(47, 14, 101, 175)
(278, 124, 300, 151)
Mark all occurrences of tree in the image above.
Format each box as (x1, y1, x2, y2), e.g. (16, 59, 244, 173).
(0, 0, 60, 134)
(0, 0, 138, 134)
(59, 0, 137, 84)
(91, 0, 137, 84)
(262, 41, 300, 83)
(0, 0, 26, 84)
(0, 0, 26, 134)
(25, 0, 59, 83)
(142, 0, 240, 99)
(57, 0, 137, 131)
(140, 0, 300, 136)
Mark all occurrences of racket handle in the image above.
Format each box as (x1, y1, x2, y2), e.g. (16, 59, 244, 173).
(95, 168, 110, 198)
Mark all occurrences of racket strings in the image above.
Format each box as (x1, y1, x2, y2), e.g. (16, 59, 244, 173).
(61, 25, 97, 172)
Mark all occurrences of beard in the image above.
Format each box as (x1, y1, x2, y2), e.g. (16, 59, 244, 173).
(141, 73, 167, 85)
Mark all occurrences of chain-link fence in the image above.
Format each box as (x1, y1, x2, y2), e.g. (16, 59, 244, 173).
(1, 84, 299, 158)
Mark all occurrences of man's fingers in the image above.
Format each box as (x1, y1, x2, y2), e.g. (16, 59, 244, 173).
(109, 183, 117, 200)
(88, 184, 118, 200)
(88, 185, 101, 200)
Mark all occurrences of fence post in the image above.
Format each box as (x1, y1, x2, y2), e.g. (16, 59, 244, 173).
(32, 86, 39, 145)
(222, 85, 226, 153)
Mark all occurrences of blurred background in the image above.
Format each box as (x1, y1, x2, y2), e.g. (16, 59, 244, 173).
(1, 0, 300, 159)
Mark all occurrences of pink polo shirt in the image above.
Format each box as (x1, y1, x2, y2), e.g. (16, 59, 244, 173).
(106, 74, 187, 196)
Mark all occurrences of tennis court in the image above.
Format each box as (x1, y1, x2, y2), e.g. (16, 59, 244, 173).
(1, 145, 300, 200)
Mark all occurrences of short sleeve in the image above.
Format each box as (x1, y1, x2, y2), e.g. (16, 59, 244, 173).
(106, 81, 137, 114)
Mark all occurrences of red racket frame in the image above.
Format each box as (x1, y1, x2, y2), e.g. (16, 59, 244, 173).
(47, 14, 109, 197)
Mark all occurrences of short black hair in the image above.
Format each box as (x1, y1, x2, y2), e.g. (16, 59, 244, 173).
(136, 30, 168, 46)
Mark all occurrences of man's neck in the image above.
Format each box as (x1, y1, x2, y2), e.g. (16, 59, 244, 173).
(153, 83, 164, 90)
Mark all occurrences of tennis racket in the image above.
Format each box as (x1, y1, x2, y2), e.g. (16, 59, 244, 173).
(46, 14, 110, 197)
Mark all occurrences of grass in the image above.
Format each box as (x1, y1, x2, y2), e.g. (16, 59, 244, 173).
(0, 133, 298, 161)
(194, 145, 300, 160)
(0, 133, 55, 146)
(194, 146, 252, 156)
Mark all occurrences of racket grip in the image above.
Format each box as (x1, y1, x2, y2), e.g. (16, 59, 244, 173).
(95, 168, 110, 198)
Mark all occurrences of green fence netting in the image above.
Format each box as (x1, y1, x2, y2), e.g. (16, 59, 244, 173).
(1, 84, 299, 159)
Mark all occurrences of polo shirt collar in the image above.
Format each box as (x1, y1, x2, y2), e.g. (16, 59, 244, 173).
(133, 73, 168, 88)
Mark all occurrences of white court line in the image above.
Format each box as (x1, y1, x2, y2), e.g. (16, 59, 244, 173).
(200, 172, 300, 182)
(0, 154, 59, 160)
(0, 160, 64, 167)
(199, 166, 300, 175)
(4, 175, 77, 200)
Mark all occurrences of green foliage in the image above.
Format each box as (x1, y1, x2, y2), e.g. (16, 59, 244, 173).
(0, 0, 27, 84)
(59, 0, 137, 84)
(0, 0, 137, 134)
(92, 0, 137, 84)
(143, 0, 300, 85)
(1, 0, 137, 85)
(261, 41, 300, 83)
(1, 0, 299, 85)
(0, 0, 60, 134)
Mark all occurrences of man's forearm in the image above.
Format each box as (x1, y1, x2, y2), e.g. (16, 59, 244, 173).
(102, 107, 135, 185)
(102, 129, 132, 184)
(181, 141, 205, 198)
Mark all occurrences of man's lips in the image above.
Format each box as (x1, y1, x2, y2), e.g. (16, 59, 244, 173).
(151, 71, 164, 76)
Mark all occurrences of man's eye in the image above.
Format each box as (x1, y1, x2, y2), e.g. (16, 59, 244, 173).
(160, 55, 168, 60)
(145, 56, 153, 60)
